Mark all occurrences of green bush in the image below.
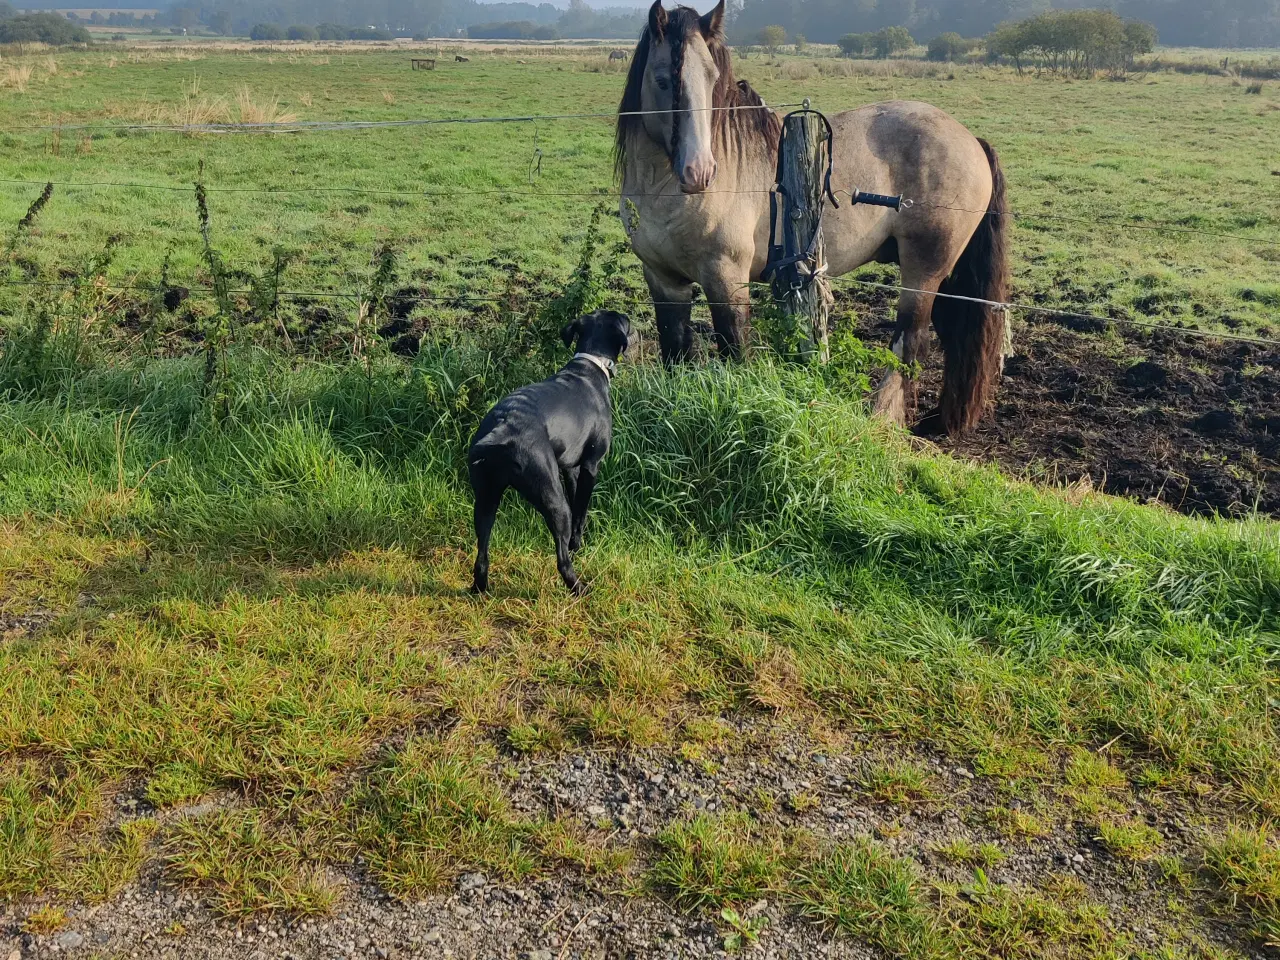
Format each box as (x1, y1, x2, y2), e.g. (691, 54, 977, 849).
(987, 10, 1157, 75)
(758, 24, 786, 54)
(286, 24, 316, 41)
(872, 26, 914, 57)
(249, 22, 285, 41)
(927, 32, 978, 62)
(0, 12, 91, 44)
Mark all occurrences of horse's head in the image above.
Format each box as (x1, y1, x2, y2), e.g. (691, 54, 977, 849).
(629, 0, 726, 194)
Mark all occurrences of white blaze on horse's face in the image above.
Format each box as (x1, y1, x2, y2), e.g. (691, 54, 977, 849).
(642, 1, 722, 194)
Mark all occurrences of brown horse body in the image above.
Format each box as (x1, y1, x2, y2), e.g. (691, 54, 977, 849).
(616, 1, 1009, 434)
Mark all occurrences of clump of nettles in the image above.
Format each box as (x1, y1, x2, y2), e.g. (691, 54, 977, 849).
(755, 299, 900, 398)
(6, 182, 54, 261)
(532, 201, 634, 362)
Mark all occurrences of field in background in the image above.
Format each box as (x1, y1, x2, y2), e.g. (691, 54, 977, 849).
(1, 40, 1280, 959)
(0, 46, 1276, 333)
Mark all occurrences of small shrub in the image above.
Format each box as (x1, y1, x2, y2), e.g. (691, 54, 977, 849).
(249, 22, 285, 42)
(1246, 81, 1265, 94)
(757, 25, 786, 56)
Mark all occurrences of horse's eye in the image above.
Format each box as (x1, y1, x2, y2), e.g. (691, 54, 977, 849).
(656, 76, 670, 91)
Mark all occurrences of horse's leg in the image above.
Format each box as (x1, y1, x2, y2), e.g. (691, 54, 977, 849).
(645, 266, 695, 364)
(702, 266, 751, 361)
(871, 266, 946, 428)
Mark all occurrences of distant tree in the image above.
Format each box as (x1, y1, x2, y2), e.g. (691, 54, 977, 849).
(1122, 20, 1157, 64)
(758, 24, 786, 55)
(287, 24, 316, 41)
(986, 10, 1154, 76)
(928, 32, 975, 61)
(249, 22, 285, 41)
(838, 32, 871, 57)
(793, 32, 806, 52)
(875, 26, 913, 57)
(207, 10, 231, 34)
(0, 12, 90, 43)
(987, 19, 1030, 72)
(316, 22, 347, 40)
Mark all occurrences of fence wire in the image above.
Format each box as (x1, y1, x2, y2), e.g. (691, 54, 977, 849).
(5, 275, 1277, 349)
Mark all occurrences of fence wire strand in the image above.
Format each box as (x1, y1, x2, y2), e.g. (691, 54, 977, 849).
(6, 275, 1278, 349)
(3, 102, 807, 135)
(3, 176, 1275, 247)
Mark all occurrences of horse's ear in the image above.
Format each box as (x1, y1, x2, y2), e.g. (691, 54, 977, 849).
(648, 0, 667, 39)
(561, 317, 584, 349)
(699, 0, 725, 38)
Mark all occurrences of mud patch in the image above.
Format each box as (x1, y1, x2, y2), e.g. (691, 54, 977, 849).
(852, 301, 1280, 517)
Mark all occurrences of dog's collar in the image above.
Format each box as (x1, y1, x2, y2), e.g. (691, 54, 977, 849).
(573, 352, 615, 381)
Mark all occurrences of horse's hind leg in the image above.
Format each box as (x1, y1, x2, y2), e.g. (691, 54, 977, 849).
(645, 266, 695, 364)
(871, 269, 944, 428)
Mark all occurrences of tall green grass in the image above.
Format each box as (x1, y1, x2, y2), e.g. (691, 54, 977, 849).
(2, 318, 1279, 798)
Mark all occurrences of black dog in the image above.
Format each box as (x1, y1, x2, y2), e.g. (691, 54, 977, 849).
(468, 310, 631, 595)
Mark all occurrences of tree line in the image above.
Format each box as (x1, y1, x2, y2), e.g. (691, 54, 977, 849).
(163, 0, 644, 40)
(0, 6, 91, 44)
(989, 10, 1157, 73)
(730, 0, 1280, 49)
(754, 9, 1157, 75)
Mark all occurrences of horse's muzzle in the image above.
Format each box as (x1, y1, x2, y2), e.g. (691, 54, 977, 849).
(678, 158, 718, 194)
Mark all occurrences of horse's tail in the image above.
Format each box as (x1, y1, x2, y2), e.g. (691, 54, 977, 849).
(931, 138, 1010, 436)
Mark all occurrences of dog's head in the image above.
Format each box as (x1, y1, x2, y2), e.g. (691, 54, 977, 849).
(561, 310, 632, 362)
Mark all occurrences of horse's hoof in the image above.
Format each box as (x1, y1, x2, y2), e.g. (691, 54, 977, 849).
(568, 580, 590, 597)
(470, 580, 488, 595)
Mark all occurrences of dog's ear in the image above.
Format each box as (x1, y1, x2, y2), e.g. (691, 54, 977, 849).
(560, 316, 585, 349)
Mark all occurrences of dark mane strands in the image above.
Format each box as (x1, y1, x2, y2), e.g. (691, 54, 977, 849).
(614, 5, 780, 180)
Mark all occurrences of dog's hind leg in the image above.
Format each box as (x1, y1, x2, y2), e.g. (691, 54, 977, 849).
(516, 460, 583, 595)
(470, 479, 504, 594)
(568, 462, 598, 554)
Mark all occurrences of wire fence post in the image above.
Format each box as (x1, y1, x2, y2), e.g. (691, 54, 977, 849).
(769, 101, 834, 362)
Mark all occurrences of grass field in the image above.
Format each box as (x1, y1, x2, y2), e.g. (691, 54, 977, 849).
(0, 46, 1277, 333)
(1, 40, 1280, 958)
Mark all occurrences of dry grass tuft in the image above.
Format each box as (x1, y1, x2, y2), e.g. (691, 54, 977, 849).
(298, 91, 313, 107)
(381, 89, 396, 105)
(234, 85, 297, 124)
(120, 79, 297, 129)
(43, 55, 58, 76)
(3, 64, 34, 93)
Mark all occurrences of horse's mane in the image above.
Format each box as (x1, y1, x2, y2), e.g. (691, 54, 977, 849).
(614, 7, 781, 181)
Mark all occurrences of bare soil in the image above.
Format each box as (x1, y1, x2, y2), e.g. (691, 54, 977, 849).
(855, 303, 1280, 518)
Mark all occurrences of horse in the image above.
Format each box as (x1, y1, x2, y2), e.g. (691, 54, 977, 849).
(615, 0, 1010, 435)
(456, 54, 470, 62)
(609, 49, 629, 62)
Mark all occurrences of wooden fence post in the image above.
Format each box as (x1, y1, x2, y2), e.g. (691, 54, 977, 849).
(770, 102, 833, 363)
